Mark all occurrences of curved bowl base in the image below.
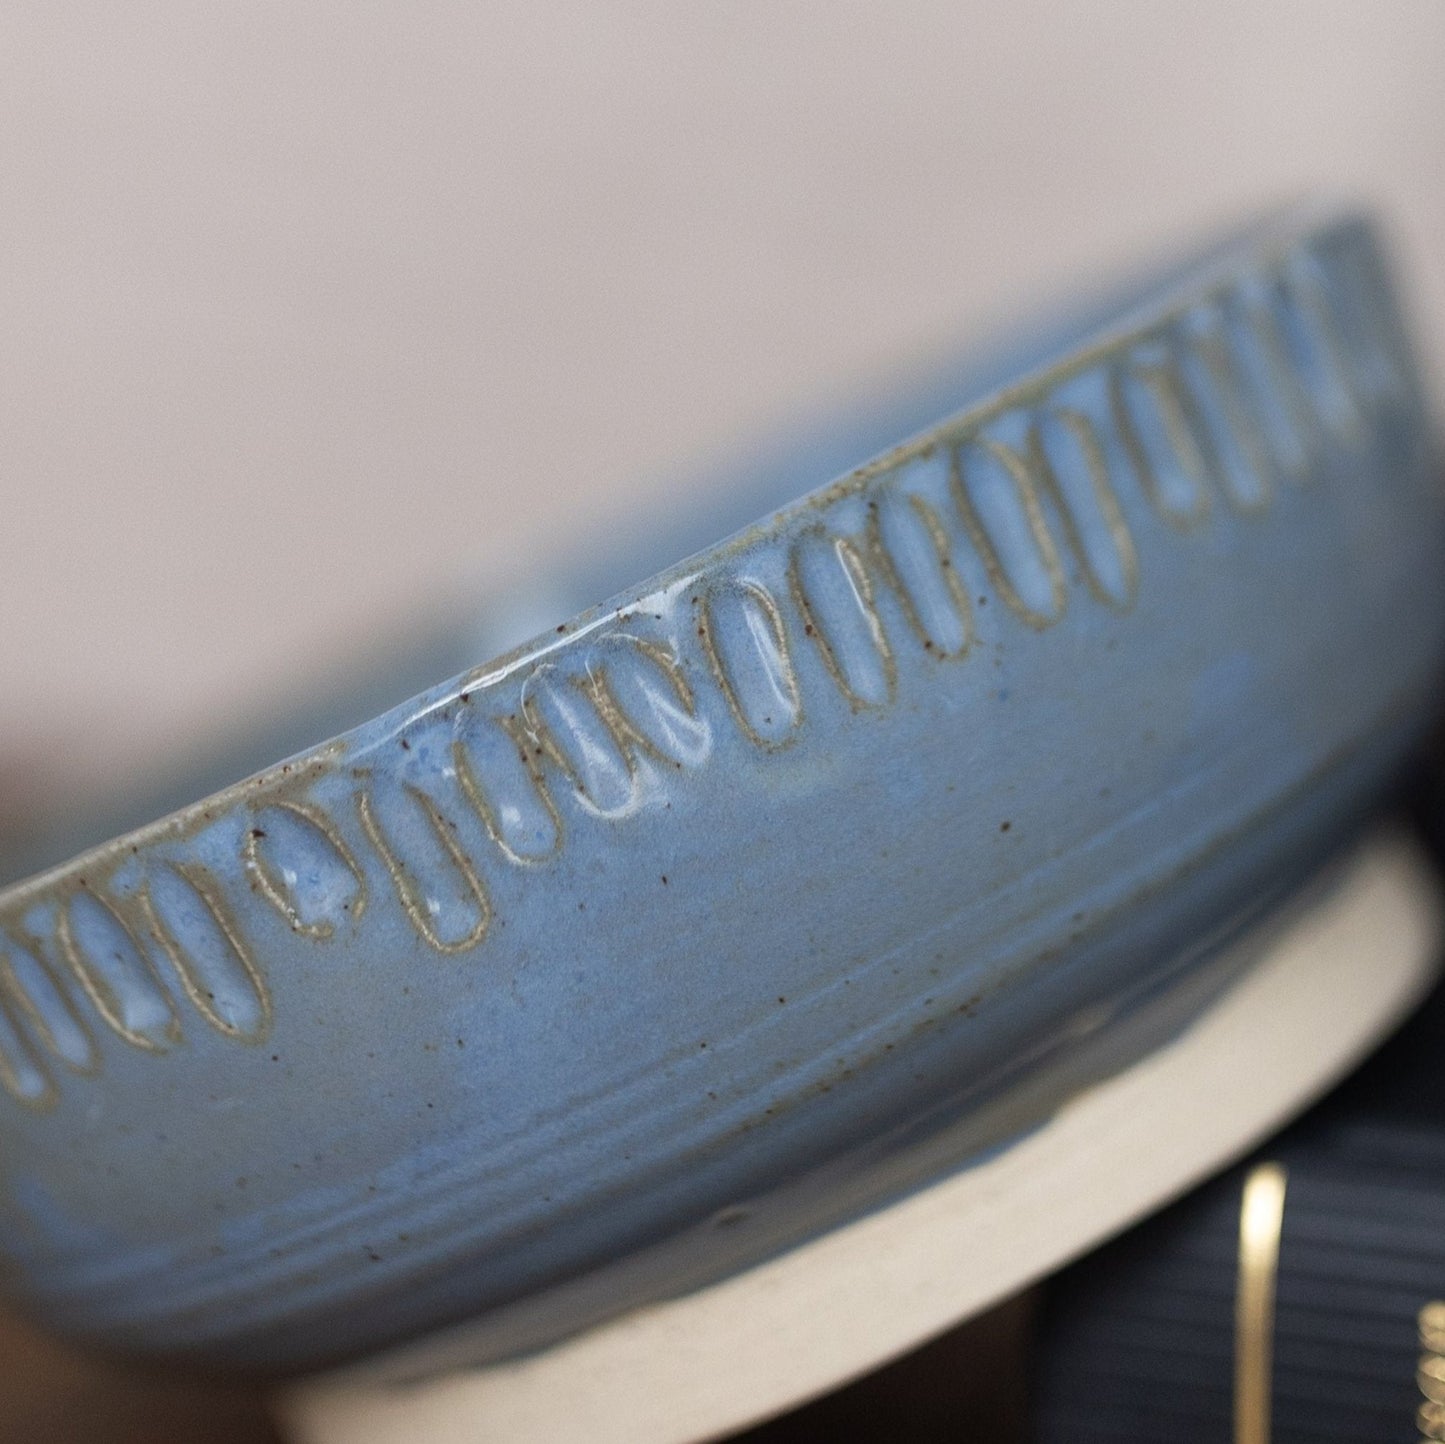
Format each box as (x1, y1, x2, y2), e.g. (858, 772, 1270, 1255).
(280, 825, 1442, 1444)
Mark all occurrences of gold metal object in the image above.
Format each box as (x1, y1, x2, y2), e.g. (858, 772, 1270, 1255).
(1418, 1301, 1445, 1439)
(1235, 1161, 1287, 1444)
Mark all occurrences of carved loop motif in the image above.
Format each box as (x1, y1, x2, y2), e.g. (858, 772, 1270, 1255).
(0, 230, 1409, 1106)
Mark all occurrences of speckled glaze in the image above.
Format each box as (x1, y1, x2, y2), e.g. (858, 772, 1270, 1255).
(0, 210, 1440, 1374)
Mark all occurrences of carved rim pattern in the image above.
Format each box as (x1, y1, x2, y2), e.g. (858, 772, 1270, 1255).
(0, 209, 1424, 1109)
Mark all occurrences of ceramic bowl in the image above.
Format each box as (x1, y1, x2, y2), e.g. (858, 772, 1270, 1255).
(0, 208, 1441, 1384)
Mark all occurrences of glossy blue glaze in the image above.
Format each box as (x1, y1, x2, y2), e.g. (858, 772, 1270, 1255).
(0, 210, 1440, 1372)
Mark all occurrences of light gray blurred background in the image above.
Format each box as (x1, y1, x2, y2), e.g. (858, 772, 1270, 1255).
(0, 4, 1442, 1435)
(3, 0, 1444, 820)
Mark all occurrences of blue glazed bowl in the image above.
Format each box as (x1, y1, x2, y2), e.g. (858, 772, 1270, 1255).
(0, 208, 1440, 1374)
